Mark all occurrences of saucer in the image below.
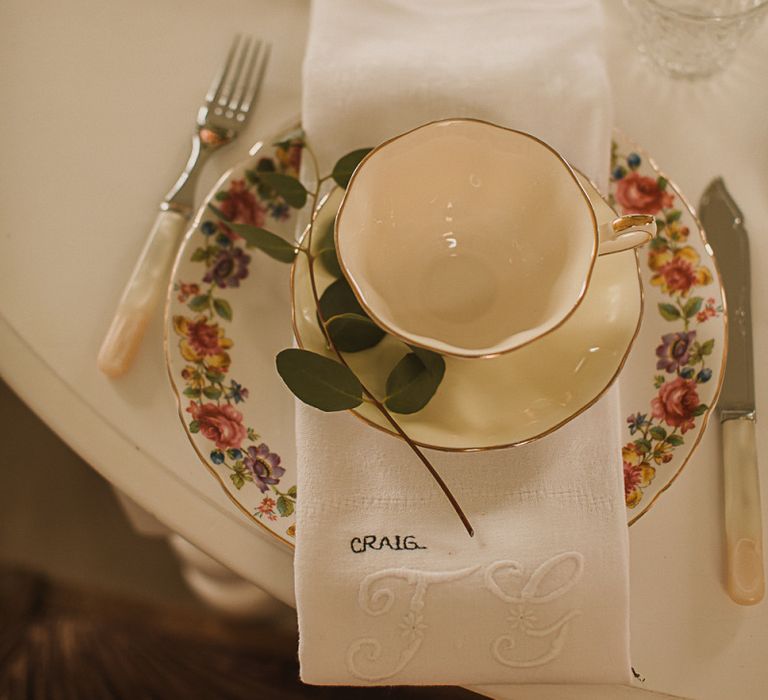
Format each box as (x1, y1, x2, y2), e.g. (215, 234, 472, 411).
(164, 125, 725, 544)
(293, 175, 642, 451)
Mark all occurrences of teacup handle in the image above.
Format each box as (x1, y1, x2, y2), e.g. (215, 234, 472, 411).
(597, 214, 656, 256)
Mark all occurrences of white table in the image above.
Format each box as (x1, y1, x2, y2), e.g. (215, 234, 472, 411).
(1, 1, 767, 698)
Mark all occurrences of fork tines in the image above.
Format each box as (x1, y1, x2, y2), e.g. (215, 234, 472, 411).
(206, 35, 270, 121)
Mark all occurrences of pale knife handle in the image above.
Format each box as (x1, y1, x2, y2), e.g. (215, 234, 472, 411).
(723, 415, 765, 605)
(97, 209, 189, 378)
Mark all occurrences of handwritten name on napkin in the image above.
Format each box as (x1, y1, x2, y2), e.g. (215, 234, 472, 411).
(350, 535, 427, 554)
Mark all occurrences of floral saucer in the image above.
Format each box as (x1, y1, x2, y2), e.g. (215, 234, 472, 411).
(291, 178, 642, 451)
(164, 128, 725, 545)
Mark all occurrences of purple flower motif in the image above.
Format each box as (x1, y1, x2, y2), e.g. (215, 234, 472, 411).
(656, 330, 696, 372)
(626, 412, 647, 435)
(203, 247, 251, 288)
(243, 443, 285, 493)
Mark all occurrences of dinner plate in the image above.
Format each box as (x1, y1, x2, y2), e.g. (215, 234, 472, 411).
(291, 178, 642, 451)
(164, 126, 725, 545)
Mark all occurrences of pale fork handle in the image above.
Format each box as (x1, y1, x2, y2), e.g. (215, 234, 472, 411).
(723, 416, 765, 605)
(97, 209, 189, 378)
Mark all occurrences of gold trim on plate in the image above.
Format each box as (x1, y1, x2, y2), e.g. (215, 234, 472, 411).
(163, 124, 727, 548)
(163, 136, 295, 550)
(617, 129, 729, 527)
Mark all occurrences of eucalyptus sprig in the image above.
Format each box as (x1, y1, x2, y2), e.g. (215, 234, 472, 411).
(209, 139, 473, 537)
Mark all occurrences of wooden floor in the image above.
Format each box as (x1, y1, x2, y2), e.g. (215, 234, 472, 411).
(0, 566, 478, 699)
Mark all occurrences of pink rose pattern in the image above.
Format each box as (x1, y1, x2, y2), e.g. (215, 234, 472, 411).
(611, 147, 720, 509)
(172, 139, 303, 532)
(614, 171, 675, 216)
(187, 402, 247, 450)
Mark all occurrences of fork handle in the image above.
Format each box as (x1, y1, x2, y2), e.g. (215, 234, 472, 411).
(97, 208, 189, 377)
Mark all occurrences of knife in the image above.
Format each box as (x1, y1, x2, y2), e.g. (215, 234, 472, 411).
(700, 177, 764, 605)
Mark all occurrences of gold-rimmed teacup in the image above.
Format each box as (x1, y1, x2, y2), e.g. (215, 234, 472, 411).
(334, 118, 654, 359)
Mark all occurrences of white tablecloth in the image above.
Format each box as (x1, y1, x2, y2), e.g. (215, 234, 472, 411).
(0, 1, 766, 697)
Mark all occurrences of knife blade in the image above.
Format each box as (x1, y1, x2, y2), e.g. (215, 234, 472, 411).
(699, 177, 763, 605)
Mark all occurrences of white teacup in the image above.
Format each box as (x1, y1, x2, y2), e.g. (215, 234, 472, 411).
(334, 119, 654, 358)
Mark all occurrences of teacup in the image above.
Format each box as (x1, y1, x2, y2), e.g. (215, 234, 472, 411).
(334, 118, 655, 358)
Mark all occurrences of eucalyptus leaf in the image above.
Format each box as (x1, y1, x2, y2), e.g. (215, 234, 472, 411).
(258, 172, 308, 208)
(409, 346, 445, 375)
(318, 277, 366, 320)
(384, 350, 446, 414)
(276, 348, 364, 411)
(317, 278, 386, 351)
(327, 313, 385, 352)
(208, 203, 231, 222)
(332, 148, 373, 188)
(230, 223, 298, 263)
(316, 216, 342, 278)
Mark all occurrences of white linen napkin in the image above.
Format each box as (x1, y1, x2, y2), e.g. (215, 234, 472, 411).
(295, 0, 630, 686)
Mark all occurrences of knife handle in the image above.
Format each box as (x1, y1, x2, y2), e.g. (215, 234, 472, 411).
(97, 209, 189, 378)
(723, 415, 764, 605)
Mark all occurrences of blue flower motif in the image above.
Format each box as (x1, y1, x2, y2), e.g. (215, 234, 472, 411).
(680, 367, 695, 379)
(627, 412, 648, 435)
(627, 153, 641, 169)
(227, 448, 242, 460)
(215, 233, 232, 248)
(201, 220, 217, 236)
(270, 202, 291, 221)
(697, 368, 712, 383)
(210, 450, 225, 464)
(227, 380, 249, 404)
(612, 165, 627, 181)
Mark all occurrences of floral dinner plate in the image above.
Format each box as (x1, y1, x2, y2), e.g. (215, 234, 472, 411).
(164, 127, 725, 545)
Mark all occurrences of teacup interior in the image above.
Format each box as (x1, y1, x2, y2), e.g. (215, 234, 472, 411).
(336, 120, 597, 356)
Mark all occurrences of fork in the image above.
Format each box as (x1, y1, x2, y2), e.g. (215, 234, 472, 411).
(97, 36, 270, 377)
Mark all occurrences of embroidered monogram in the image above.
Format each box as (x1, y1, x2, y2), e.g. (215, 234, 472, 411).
(484, 552, 584, 668)
(345, 552, 585, 681)
(346, 565, 480, 681)
(350, 535, 427, 553)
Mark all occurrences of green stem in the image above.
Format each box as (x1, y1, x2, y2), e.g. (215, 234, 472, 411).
(300, 144, 474, 538)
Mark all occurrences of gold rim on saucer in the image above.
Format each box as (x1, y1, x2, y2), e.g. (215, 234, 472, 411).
(291, 175, 644, 453)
